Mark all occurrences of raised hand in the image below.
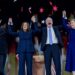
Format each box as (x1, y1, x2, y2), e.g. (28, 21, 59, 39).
(8, 17, 13, 25)
(16, 54, 19, 61)
(62, 10, 67, 18)
(31, 15, 37, 23)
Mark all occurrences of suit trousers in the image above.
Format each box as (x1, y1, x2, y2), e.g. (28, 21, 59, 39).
(18, 52, 33, 75)
(44, 44, 61, 75)
(0, 54, 7, 75)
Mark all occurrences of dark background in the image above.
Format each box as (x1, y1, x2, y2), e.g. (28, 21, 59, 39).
(0, 0, 75, 26)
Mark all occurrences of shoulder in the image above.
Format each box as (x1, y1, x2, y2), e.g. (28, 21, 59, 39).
(42, 27, 47, 30)
(53, 26, 58, 29)
(53, 26, 59, 31)
(53, 26, 61, 34)
(17, 30, 22, 35)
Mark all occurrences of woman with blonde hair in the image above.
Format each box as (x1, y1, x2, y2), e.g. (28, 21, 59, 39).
(62, 10, 75, 75)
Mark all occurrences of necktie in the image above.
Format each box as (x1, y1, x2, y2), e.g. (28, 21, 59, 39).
(49, 28, 53, 45)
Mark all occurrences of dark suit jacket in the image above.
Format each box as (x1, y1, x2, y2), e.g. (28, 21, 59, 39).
(0, 28, 8, 54)
(8, 23, 38, 54)
(41, 26, 63, 51)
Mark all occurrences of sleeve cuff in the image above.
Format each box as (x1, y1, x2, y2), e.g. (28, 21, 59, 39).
(62, 15, 67, 19)
(8, 22, 13, 25)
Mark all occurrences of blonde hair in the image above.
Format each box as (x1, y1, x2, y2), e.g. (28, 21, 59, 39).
(70, 18, 75, 22)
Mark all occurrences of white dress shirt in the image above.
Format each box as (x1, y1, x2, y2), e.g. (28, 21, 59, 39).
(46, 27, 58, 44)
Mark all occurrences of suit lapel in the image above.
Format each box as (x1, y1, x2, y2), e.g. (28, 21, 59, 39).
(53, 27, 57, 37)
(53, 27, 60, 42)
(43, 27, 47, 43)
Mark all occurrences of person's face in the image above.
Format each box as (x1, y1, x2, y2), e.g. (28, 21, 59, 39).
(46, 17, 53, 28)
(70, 20, 75, 29)
(22, 22, 29, 31)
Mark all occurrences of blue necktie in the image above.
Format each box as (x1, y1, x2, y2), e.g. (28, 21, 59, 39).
(49, 28, 53, 45)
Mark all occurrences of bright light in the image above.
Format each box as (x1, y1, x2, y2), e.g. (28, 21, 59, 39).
(13, 0, 17, 2)
(39, 7, 44, 13)
(53, 5, 58, 11)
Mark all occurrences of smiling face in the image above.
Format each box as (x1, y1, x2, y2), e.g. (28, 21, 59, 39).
(21, 22, 29, 31)
(46, 17, 53, 28)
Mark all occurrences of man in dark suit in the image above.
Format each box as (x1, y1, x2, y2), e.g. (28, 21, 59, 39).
(0, 20, 8, 75)
(41, 17, 63, 75)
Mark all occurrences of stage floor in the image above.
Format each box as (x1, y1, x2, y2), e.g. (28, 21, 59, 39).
(5, 53, 72, 75)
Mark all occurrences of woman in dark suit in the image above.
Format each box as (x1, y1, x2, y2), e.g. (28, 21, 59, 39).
(8, 16, 38, 75)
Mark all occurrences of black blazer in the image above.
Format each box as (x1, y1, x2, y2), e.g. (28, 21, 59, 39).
(8, 22, 38, 54)
(41, 26, 63, 51)
(0, 27, 8, 54)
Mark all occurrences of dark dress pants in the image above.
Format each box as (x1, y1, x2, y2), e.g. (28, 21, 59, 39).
(18, 52, 33, 75)
(44, 44, 61, 75)
(0, 54, 7, 75)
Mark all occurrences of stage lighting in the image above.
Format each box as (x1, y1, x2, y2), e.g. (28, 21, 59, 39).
(39, 7, 44, 13)
(53, 5, 58, 11)
(13, 0, 17, 2)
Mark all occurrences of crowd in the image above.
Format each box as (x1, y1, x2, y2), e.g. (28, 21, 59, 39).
(0, 10, 75, 75)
